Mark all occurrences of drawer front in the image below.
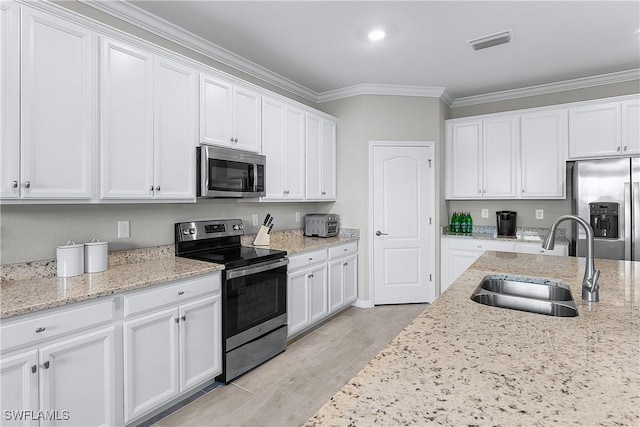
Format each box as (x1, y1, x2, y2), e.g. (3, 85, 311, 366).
(448, 237, 514, 252)
(287, 249, 328, 271)
(328, 242, 357, 260)
(1, 299, 114, 353)
(124, 273, 220, 318)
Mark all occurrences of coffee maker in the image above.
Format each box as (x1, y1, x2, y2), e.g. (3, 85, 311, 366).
(496, 211, 517, 236)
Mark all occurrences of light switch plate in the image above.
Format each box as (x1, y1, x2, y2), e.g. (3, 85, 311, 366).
(295, 212, 301, 222)
(481, 209, 489, 218)
(252, 214, 259, 227)
(117, 220, 130, 238)
(535, 209, 544, 220)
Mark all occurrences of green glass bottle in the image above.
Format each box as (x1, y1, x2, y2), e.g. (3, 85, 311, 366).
(450, 212, 458, 233)
(454, 212, 461, 233)
(467, 212, 473, 234)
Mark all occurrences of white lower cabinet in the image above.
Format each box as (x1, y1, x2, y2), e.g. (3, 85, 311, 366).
(328, 242, 358, 313)
(0, 298, 118, 427)
(287, 249, 328, 337)
(440, 236, 568, 294)
(287, 243, 359, 338)
(123, 274, 221, 424)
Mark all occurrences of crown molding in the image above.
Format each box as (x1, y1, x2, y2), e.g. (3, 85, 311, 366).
(80, 0, 318, 102)
(317, 84, 451, 104)
(451, 69, 640, 108)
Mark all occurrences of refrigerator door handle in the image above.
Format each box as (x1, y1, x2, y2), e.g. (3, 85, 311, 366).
(624, 182, 632, 261)
(633, 182, 639, 261)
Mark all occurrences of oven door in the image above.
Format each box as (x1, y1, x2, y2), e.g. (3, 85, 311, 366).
(223, 258, 288, 350)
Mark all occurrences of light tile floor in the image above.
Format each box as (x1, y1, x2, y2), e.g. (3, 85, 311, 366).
(151, 304, 427, 427)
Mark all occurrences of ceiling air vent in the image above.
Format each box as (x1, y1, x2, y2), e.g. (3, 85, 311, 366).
(468, 30, 512, 51)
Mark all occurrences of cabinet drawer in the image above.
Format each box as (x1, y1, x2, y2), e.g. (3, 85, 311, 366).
(1, 298, 114, 353)
(287, 249, 328, 271)
(447, 237, 515, 252)
(328, 242, 357, 260)
(124, 273, 220, 318)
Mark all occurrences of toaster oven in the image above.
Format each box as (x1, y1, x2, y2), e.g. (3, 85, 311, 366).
(304, 214, 339, 238)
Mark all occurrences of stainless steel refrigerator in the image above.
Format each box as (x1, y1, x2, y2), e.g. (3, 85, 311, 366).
(573, 157, 640, 261)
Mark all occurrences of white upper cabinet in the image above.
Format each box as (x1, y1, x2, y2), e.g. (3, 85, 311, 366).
(100, 38, 197, 201)
(261, 97, 305, 201)
(306, 114, 337, 201)
(0, 0, 20, 199)
(15, 6, 95, 199)
(621, 99, 640, 156)
(153, 56, 197, 200)
(519, 109, 567, 198)
(568, 97, 639, 159)
(446, 117, 517, 199)
(100, 38, 154, 199)
(200, 74, 261, 153)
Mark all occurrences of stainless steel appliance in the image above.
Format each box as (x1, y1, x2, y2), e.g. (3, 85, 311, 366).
(496, 211, 517, 236)
(197, 146, 265, 198)
(572, 157, 640, 261)
(304, 214, 339, 237)
(175, 219, 288, 383)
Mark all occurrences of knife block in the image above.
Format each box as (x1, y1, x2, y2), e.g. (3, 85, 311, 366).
(253, 225, 270, 246)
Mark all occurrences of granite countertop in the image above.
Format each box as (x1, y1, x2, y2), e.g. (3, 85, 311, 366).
(1, 229, 359, 319)
(307, 251, 639, 426)
(442, 225, 571, 245)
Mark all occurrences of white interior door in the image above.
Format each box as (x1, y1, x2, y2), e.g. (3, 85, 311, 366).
(372, 143, 435, 304)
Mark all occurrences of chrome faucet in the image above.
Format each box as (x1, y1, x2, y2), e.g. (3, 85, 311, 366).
(542, 214, 600, 302)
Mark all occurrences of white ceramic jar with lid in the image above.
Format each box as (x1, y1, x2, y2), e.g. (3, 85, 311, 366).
(84, 238, 108, 273)
(56, 241, 84, 277)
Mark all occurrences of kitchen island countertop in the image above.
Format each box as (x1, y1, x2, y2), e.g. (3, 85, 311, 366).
(307, 251, 639, 426)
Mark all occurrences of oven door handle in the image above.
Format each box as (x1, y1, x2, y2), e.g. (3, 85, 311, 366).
(226, 258, 289, 280)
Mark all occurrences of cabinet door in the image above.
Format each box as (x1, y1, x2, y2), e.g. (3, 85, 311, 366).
(100, 38, 154, 199)
(569, 102, 621, 158)
(445, 247, 483, 291)
(308, 264, 328, 324)
(327, 259, 344, 313)
(343, 254, 358, 305)
(0, 350, 39, 427)
(0, 1, 20, 199)
(179, 296, 221, 392)
(39, 327, 116, 427)
(261, 97, 286, 199)
(446, 121, 482, 198)
(200, 74, 232, 147)
(123, 308, 179, 423)
(154, 57, 197, 200)
(21, 8, 94, 199)
(321, 120, 337, 200)
(306, 115, 336, 201)
(287, 270, 309, 337)
(622, 100, 640, 156)
(284, 106, 305, 200)
(233, 87, 261, 153)
(520, 110, 567, 198)
(483, 117, 517, 198)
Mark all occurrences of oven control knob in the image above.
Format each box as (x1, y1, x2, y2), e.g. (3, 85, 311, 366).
(233, 224, 241, 230)
(182, 229, 190, 235)
(189, 228, 196, 234)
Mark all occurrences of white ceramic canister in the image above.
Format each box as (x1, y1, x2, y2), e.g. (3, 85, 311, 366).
(84, 238, 108, 273)
(56, 240, 84, 277)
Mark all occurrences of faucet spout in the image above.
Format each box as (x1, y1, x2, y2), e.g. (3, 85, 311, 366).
(542, 214, 600, 302)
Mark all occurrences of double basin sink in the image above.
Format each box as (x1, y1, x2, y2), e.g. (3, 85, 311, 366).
(470, 275, 578, 317)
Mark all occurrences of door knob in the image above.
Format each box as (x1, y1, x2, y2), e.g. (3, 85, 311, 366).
(375, 231, 388, 236)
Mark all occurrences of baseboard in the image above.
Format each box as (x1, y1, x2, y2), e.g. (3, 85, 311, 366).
(353, 298, 373, 308)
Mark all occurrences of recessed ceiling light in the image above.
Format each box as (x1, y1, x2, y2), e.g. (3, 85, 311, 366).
(368, 29, 386, 42)
(468, 30, 513, 51)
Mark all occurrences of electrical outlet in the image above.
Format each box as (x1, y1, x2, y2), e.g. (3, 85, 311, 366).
(295, 212, 301, 222)
(252, 214, 259, 227)
(536, 209, 544, 220)
(117, 220, 130, 238)
(481, 209, 489, 218)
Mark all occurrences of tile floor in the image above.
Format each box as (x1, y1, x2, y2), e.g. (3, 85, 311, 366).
(149, 304, 427, 427)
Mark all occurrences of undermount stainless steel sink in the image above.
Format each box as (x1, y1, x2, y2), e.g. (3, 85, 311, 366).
(470, 275, 578, 317)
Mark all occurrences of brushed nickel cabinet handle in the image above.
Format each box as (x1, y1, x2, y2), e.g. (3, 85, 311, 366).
(35, 327, 46, 333)
(43, 361, 50, 369)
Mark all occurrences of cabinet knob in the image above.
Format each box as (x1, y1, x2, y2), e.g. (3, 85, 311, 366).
(24, 181, 31, 189)
(321, 191, 326, 195)
(12, 181, 18, 188)
(624, 146, 628, 151)
(343, 262, 348, 266)
(43, 361, 50, 369)
(175, 317, 180, 323)
(617, 146, 621, 152)
(181, 315, 187, 322)
(234, 138, 238, 143)
(178, 290, 185, 295)
(308, 273, 314, 279)
(150, 186, 154, 191)
(230, 137, 235, 142)
(156, 186, 160, 191)
(478, 189, 482, 194)
(35, 327, 46, 333)
(31, 365, 37, 374)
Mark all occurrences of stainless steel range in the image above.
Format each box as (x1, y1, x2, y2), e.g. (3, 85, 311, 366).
(175, 219, 288, 383)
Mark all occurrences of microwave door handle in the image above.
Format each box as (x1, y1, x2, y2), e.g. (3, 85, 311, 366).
(253, 163, 258, 192)
(201, 149, 209, 195)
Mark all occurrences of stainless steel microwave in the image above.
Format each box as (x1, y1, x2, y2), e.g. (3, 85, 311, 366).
(197, 146, 265, 198)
